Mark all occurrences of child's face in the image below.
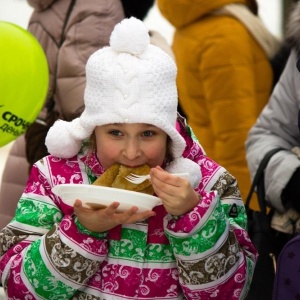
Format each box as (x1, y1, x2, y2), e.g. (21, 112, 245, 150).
(95, 123, 168, 170)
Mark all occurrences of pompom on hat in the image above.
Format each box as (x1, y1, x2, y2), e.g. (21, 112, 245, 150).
(46, 17, 201, 188)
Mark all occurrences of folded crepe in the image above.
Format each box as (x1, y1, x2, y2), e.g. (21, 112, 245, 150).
(93, 163, 154, 195)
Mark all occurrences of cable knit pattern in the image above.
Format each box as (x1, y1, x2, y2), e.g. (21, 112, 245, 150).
(0, 119, 257, 299)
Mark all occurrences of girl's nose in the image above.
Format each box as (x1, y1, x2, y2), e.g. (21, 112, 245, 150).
(123, 139, 141, 160)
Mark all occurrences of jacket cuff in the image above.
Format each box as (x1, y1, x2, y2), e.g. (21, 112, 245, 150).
(165, 190, 219, 236)
(74, 215, 108, 239)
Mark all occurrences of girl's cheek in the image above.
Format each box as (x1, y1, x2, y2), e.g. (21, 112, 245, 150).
(97, 144, 119, 167)
(145, 145, 166, 165)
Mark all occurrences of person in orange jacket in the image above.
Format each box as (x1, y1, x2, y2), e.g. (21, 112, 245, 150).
(157, 0, 280, 210)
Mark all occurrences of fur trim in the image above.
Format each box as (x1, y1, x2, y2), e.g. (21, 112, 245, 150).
(285, 2, 300, 50)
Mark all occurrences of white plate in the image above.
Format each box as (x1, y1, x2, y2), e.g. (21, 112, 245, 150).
(52, 184, 162, 212)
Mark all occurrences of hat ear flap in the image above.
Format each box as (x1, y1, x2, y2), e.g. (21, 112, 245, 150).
(165, 157, 202, 188)
(46, 119, 89, 158)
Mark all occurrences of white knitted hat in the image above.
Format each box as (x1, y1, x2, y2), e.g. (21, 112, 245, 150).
(46, 17, 201, 187)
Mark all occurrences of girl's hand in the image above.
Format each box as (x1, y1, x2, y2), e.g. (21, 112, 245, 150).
(73, 200, 156, 233)
(150, 166, 200, 216)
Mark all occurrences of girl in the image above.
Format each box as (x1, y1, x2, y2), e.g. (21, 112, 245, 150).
(0, 17, 257, 299)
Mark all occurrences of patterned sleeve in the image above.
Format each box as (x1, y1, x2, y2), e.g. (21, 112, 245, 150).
(0, 162, 108, 299)
(164, 165, 258, 299)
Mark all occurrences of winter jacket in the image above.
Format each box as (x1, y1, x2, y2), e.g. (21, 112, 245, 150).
(246, 1, 300, 213)
(0, 0, 125, 230)
(0, 117, 257, 299)
(157, 0, 274, 210)
(246, 52, 300, 213)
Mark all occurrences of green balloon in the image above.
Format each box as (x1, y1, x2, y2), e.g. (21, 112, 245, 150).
(0, 21, 48, 147)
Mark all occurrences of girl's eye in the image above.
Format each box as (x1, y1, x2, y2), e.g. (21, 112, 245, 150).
(143, 131, 154, 137)
(109, 130, 122, 136)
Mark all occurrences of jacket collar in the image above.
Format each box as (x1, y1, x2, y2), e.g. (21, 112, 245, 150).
(80, 151, 105, 177)
(285, 2, 300, 50)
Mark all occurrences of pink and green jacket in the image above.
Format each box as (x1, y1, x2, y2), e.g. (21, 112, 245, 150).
(0, 118, 257, 299)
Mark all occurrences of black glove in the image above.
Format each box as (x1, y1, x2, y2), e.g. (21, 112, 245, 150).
(281, 168, 300, 213)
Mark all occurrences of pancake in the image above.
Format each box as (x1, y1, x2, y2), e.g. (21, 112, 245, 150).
(93, 163, 154, 195)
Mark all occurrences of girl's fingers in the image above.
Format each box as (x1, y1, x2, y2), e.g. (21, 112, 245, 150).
(126, 210, 156, 223)
(112, 207, 155, 224)
(74, 200, 155, 228)
(104, 202, 121, 214)
(74, 199, 83, 208)
(151, 168, 188, 189)
(116, 206, 140, 223)
(155, 166, 164, 171)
